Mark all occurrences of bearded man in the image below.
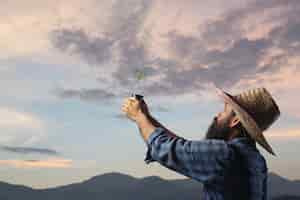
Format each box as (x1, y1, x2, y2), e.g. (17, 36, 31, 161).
(121, 87, 280, 200)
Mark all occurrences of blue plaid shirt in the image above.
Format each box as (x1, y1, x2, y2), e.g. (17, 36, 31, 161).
(144, 127, 268, 200)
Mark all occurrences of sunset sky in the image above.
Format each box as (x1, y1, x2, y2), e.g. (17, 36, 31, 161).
(0, 0, 299, 188)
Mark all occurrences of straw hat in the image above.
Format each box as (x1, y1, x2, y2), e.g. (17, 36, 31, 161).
(215, 87, 280, 156)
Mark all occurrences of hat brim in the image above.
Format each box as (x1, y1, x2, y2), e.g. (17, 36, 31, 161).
(215, 87, 276, 156)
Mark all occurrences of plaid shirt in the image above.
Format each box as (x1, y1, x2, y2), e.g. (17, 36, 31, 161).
(144, 127, 268, 200)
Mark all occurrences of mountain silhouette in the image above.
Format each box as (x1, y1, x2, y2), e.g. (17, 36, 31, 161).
(273, 196, 300, 200)
(0, 172, 299, 200)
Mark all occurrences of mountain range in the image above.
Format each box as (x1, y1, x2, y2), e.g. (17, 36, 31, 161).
(0, 172, 299, 200)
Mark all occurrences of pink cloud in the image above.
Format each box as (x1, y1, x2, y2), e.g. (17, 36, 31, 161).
(234, 58, 300, 119)
(241, 5, 290, 40)
(267, 128, 300, 140)
(0, 158, 72, 168)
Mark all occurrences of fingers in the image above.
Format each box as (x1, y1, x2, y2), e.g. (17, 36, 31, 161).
(122, 97, 136, 105)
(121, 100, 133, 113)
(122, 102, 130, 108)
(122, 98, 138, 108)
(121, 97, 140, 115)
(121, 103, 129, 112)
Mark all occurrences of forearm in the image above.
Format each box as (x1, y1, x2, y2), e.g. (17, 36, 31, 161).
(136, 113, 178, 143)
(147, 115, 178, 138)
(136, 113, 157, 143)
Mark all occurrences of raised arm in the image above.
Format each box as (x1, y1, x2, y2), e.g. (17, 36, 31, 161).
(134, 112, 178, 145)
(146, 115, 178, 138)
(142, 126, 234, 184)
(122, 97, 234, 184)
(121, 96, 178, 143)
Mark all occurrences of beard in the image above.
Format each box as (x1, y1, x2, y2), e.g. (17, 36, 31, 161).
(204, 117, 231, 140)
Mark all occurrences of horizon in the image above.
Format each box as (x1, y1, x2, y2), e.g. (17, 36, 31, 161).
(0, 171, 297, 190)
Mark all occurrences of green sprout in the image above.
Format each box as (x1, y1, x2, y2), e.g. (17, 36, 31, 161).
(136, 70, 145, 81)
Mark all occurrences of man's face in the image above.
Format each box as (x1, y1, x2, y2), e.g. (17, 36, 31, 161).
(205, 103, 234, 140)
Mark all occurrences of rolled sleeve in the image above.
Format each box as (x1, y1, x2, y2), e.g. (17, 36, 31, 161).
(143, 128, 234, 183)
(144, 127, 165, 164)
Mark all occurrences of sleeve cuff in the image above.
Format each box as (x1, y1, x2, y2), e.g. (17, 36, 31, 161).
(144, 127, 165, 164)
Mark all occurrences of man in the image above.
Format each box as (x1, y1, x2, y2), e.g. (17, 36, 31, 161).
(121, 87, 280, 200)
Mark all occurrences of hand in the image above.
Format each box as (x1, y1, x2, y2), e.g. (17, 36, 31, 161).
(122, 97, 149, 122)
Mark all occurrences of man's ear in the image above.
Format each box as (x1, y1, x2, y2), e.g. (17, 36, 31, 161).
(229, 116, 240, 128)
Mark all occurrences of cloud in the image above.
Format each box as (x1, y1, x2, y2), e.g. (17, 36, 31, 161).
(0, 0, 113, 59)
(160, 0, 300, 92)
(0, 158, 72, 168)
(0, 146, 59, 155)
(139, 0, 300, 99)
(160, 35, 272, 89)
(47, 0, 300, 120)
(55, 87, 117, 102)
(50, 0, 164, 99)
(0, 0, 240, 59)
(0, 107, 45, 146)
(268, 128, 300, 140)
(50, 0, 154, 69)
(50, 28, 114, 65)
(233, 59, 300, 119)
(0, 108, 43, 129)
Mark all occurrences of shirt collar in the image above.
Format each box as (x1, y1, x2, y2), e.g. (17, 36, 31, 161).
(228, 136, 256, 148)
